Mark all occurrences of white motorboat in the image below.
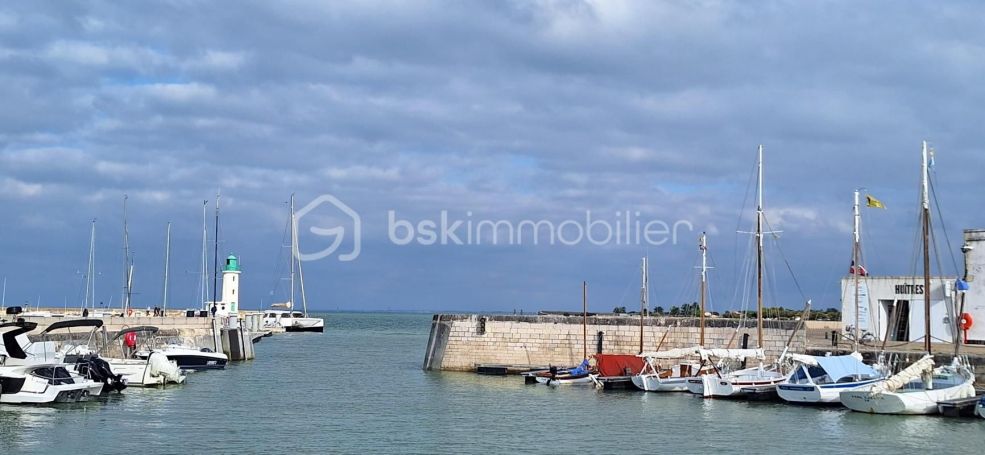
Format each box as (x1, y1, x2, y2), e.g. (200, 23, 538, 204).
(0, 364, 102, 404)
(777, 353, 884, 404)
(0, 321, 105, 403)
(136, 344, 227, 370)
(101, 326, 185, 387)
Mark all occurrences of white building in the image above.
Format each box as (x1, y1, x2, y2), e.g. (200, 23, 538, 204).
(840, 228, 985, 345)
(841, 275, 956, 343)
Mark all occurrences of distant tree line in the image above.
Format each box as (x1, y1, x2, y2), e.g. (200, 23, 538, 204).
(627, 303, 842, 321)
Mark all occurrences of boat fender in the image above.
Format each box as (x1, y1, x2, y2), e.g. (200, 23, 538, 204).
(124, 332, 137, 348)
(960, 313, 973, 331)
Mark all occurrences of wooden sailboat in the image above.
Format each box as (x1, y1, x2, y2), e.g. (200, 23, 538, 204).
(686, 145, 787, 398)
(633, 235, 711, 392)
(839, 141, 976, 415)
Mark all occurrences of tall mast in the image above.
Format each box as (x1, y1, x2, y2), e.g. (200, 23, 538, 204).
(853, 190, 861, 352)
(122, 195, 130, 312)
(921, 141, 932, 355)
(292, 194, 309, 317)
(639, 256, 647, 354)
(756, 145, 764, 349)
(200, 200, 209, 310)
(162, 222, 171, 313)
(212, 191, 220, 313)
(1, 276, 5, 312)
(699, 232, 708, 347)
(582, 281, 588, 360)
(84, 219, 96, 313)
(290, 194, 296, 310)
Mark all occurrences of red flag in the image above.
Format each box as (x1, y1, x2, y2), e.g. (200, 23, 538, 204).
(849, 261, 868, 276)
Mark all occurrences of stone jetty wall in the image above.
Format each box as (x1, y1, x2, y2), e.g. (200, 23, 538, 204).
(423, 314, 806, 371)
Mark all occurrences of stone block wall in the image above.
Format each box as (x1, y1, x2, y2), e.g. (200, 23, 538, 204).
(423, 314, 805, 371)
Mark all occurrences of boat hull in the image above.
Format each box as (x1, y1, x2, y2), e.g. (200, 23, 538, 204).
(977, 397, 985, 419)
(687, 370, 786, 398)
(840, 383, 976, 415)
(533, 375, 594, 386)
(0, 373, 103, 404)
(777, 379, 883, 405)
(632, 374, 689, 392)
(285, 324, 324, 333)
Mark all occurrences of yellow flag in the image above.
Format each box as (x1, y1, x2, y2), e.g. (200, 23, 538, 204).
(866, 194, 885, 209)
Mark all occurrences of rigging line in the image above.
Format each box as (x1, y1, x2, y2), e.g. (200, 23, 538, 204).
(928, 174, 960, 275)
(268, 211, 293, 301)
(762, 214, 807, 301)
(732, 155, 759, 298)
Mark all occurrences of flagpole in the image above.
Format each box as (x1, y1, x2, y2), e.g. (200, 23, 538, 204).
(853, 189, 861, 352)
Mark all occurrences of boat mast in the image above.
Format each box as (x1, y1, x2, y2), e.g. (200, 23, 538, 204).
(582, 281, 588, 360)
(921, 141, 932, 355)
(292, 194, 310, 317)
(212, 191, 220, 314)
(200, 200, 209, 310)
(700, 232, 708, 347)
(290, 194, 296, 311)
(853, 190, 861, 352)
(1, 276, 6, 313)
(84, 219, 96, 313)
(756, 145, 764, 349)
(162, 222, 171, 314)
(639, 257, 647, 354)
(122, 195, 131, 313)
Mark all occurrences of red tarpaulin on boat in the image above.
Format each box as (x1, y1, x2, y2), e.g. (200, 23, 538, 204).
(593, 354, 645, 377)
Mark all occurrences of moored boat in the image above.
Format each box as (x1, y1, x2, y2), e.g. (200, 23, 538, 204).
(777, 353, 883, 404)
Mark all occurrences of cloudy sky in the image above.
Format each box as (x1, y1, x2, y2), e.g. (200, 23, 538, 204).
(1, 1, 982, 314)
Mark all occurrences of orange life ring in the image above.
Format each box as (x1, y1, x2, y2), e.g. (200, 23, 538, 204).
(960, 313, 973, 331)
(127, 308, 133, 317)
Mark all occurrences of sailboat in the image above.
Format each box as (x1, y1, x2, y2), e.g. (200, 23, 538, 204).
(633, 235, 712, 392)
(685, 146, 788, 398)
(777, 190, 889, 405)
(262, 194, 325, 333)
(839, 141, 976, 415)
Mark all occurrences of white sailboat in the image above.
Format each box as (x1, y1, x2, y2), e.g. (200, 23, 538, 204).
(633, 234, 713, 392)
(685, 146, 788, 398)
(263, 194, 324, 333)
(777, 353, 883, 404)
(839, 141, 976, 415)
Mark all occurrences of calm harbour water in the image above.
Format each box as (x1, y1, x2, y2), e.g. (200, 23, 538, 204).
(1, 312, 980, 454)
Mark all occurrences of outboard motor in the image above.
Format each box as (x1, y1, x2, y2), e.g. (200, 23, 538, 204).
(76, 354, 127, 393)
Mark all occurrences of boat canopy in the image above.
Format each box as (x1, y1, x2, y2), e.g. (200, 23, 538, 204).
(788, 353, 879, 381)
(595, 354, 645, 377)
(39, 318, 103, 335)
(0, 321, 38, 359)
(110, 326, 160, 340)
(697, 348, 764, 361)
(638, 346, 701, 359)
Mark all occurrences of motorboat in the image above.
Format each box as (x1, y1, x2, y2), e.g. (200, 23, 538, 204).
(530, 360, 595, 386)
(0, 321, 105, 404)
(776, 353, 884, 404)
(977, 395, 985, 419)
(135, 344, 227, 370)
(100, 326, 185, 387)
